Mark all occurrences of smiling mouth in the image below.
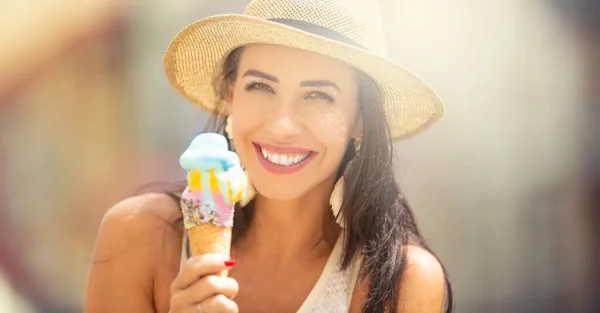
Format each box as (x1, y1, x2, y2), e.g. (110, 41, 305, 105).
(253, 142, 315, 171)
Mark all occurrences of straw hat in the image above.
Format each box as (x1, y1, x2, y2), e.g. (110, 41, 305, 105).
(164, 0, 444, 140)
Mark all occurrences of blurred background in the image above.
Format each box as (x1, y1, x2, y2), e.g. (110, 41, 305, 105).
(0, 0, 598, 312)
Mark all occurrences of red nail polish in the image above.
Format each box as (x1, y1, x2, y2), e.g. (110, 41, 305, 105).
(224, 259, 236, 267)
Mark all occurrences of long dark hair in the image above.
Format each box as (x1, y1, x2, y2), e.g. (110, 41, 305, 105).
(167, 47, 453, 313)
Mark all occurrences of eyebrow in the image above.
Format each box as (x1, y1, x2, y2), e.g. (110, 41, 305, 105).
(300, 80, 341, 92)
(242, 69, 341, 92)
(243, 69, 279, 83)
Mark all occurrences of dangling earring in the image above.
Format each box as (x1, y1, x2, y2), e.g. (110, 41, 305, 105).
(225, 116, 233, 141)
(225, 116, 235, 150)
(329, 137, 362, 228)
(329, 176, 345, 228)
(353, 136, 362, 157)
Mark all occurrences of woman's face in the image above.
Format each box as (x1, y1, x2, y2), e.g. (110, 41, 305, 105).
(227, 44, 362, 201)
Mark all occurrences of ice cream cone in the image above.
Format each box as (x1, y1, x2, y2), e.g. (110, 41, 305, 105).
(187, 224, 232, 276)
(187, 224, 232, 256)
(179, 133, 248, 277)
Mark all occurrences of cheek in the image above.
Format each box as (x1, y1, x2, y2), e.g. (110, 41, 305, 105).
(230, 104, 263, 166)
(230, 91, 263, 135)
(311, 109, 353, 153)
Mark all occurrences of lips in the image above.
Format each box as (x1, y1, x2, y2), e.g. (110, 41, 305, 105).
(253, 142, 316, 174)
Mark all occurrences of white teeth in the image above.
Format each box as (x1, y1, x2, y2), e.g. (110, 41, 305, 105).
(260, 147, 310, 166)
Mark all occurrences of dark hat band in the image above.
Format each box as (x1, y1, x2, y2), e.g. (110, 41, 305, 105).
(267, 18, 366, 50)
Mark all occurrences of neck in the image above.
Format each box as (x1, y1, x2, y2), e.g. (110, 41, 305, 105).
(238, 176, 341, 264)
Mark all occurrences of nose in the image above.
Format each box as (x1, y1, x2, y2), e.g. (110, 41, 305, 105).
(264, 103, 302, 140)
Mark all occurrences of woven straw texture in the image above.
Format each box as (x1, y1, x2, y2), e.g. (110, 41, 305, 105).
(164, 0, 444, 140)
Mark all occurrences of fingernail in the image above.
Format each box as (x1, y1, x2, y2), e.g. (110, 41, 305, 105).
(224, 259, 236, 267)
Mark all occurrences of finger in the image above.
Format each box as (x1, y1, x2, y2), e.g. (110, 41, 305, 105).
(191, 275, 239, 302)
(171, 254, 231, 291)
(172, 276, 238, 311)
(201, 294, 239, 313)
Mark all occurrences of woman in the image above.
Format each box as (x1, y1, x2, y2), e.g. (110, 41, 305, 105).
(85, 0, 453, 312)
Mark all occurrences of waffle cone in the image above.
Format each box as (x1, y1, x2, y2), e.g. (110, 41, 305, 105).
(187, 224, 232, 276)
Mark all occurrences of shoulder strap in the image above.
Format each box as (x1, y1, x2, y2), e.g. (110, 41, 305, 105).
(347, 255, 363, 302)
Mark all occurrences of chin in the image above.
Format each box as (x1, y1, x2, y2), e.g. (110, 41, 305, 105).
(253, 181, 307, 202)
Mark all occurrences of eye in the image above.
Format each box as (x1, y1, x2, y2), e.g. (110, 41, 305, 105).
(244, 81, 274, 93)
(305, 90, 335, 103)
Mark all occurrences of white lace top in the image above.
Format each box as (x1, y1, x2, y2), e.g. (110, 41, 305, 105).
(176, 230, 362, 312)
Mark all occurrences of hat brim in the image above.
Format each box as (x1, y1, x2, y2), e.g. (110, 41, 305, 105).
(164, 14, 443, 141)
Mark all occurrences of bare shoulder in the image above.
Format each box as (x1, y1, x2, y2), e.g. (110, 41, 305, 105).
(349, 245, 447, 313)
(398, 245, 446, 312)
(85, 193, 183, 313)
(93, 193, 183, 259)
(106, 192, 182, 223)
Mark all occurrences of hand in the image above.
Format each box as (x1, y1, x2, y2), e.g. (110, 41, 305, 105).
(170, 254, 239, 313)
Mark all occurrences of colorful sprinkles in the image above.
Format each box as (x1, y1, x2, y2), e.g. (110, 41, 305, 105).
(180, 190, 234, 229)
